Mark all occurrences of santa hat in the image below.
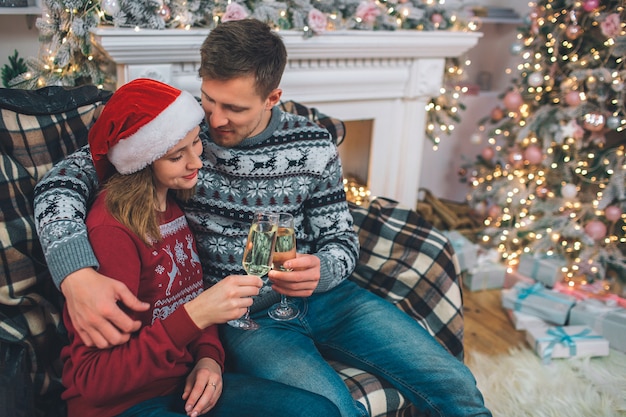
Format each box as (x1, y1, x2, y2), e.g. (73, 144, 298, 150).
(89, 78, 204, 181)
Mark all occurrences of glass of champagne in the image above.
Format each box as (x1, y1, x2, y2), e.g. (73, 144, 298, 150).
(228, 212, 278, 330)
(268, 213, 300, 321)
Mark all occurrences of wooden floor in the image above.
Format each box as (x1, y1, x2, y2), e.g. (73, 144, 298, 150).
(462, 288, 529, 357)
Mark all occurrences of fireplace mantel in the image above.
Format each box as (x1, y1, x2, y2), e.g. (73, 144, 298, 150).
(91, 27, 481, 208)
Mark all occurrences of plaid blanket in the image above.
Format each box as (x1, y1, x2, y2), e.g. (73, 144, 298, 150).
(0, 85, 111, 416)
(349, 197, 464, 360)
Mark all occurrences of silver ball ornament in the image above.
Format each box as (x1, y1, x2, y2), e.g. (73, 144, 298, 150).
(606, 116, 621, 130)
(527, 72, 544, 87)
(510, 43, 523, 55)
(101, 0, 121, 15)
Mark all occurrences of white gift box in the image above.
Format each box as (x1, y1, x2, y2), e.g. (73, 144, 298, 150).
(526, 325, 609, 363)
(501, 282, 576, 325)
(505, 309, 551, 331)
(443, 230, 479, 272)
(464, 262, 507, 291)
(518, 253, 567, 288)
(568, 299, 626, 353)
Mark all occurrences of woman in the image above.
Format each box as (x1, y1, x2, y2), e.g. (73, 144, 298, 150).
(60, 78, 340, 417)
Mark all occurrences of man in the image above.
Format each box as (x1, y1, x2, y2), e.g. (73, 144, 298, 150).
(34, 19, 491, 417)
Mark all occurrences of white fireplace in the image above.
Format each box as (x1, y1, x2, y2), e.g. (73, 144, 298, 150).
(91, 27, 480, 208)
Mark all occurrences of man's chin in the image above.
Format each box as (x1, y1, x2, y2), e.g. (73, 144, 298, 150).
(210, 130, 237, 147)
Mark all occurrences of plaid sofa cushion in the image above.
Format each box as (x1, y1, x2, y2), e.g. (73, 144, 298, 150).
(0, 85, 111, 414)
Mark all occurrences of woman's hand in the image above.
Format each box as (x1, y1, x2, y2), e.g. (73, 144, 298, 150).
(183, 357, 223, 417)
(184, 275, 263, 329)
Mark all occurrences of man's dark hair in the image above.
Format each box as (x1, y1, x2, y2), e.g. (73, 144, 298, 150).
(199, 19, 288, 98)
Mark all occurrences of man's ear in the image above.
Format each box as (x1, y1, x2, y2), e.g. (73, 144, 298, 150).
(266, 88, 283, 109)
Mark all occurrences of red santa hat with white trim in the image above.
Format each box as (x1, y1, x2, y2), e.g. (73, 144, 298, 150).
(89, 78, 204, 181)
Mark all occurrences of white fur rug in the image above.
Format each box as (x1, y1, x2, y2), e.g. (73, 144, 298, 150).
(466, 348, 626, 417)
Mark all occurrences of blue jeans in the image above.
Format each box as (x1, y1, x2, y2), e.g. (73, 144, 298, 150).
(220, 280, 492, 417)
(116, 372, 340, 417)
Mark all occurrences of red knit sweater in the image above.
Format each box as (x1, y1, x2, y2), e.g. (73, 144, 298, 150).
(61, 192, 224, 417)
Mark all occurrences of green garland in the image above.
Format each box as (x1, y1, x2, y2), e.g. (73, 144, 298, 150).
(8, 0, 471, 146)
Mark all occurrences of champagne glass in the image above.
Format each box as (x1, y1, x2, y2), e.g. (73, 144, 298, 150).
(228, 212, 278, 330)
(268, 213, 300, 321)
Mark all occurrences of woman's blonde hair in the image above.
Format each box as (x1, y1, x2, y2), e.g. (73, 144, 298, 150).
(104, 167, 195, 246)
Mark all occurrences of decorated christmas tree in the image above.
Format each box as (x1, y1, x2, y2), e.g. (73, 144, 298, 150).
(463, 0, 626, 290)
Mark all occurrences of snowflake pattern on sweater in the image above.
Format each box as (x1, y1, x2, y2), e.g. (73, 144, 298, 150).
(34, 107, 359, 312)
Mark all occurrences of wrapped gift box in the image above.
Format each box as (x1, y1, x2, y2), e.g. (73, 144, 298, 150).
(517, 253, 567, 288)
(503, 269, 536, 289)
(553, 281, 626, 308)
(505, 309, 551, 331)
(443, 230, 479, 272)
(501, 282, 576, 325)
(568, 299, 626, 353)
(464, 262, 507, 291)
(526, 325, 609, 364)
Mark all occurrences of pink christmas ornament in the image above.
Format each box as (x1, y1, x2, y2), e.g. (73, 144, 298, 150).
(491, 106, 504, 122)
(565, 91, 581, 106)
(605, 205, 622, 222)
(566, 25, 582, 40)
(583, 0, 600, 12)
(584, 220, 607, 241)
(158, 4, 171, 21)
(488, 205, 501, 218)
(508, 149, 524, 168)
(431, 13, 443, 24)
(583, 112, 606, 132)
(536, 186, 549, 199)
(523, 145, 543, 165)
(503, 90, 523, 112)
(473, 201, 487, 217)
(481, 146, 495, 161)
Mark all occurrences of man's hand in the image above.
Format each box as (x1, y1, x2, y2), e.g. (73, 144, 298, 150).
(183, 357, 223, 417)
(60, 268, 150, 349)
(267, 253, 320, 297)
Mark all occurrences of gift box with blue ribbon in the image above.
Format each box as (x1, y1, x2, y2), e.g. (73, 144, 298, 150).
(517, 253, 567, 288)
(526, 325, 609, 364)
(464, 251, 507, 291)
(505, 309, 551, 331)
(569, 299, 626, 353)
(443, 230, 479, 272)
(501, 282, 577, 325)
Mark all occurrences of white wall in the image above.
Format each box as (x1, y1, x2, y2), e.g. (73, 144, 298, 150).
(418, 0, 530, 203)
(0, 15, 40, 82)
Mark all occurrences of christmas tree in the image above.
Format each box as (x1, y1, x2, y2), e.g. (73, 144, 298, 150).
(463, 0, 626, 289)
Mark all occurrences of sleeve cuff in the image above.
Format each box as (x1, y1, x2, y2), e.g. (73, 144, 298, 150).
(46, 230, 99, 289)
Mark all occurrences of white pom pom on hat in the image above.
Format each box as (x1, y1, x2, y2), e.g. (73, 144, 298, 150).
(89, 78, 204, 181)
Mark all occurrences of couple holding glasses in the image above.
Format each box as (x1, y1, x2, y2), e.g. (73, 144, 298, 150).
(233, 211, 299, 329)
